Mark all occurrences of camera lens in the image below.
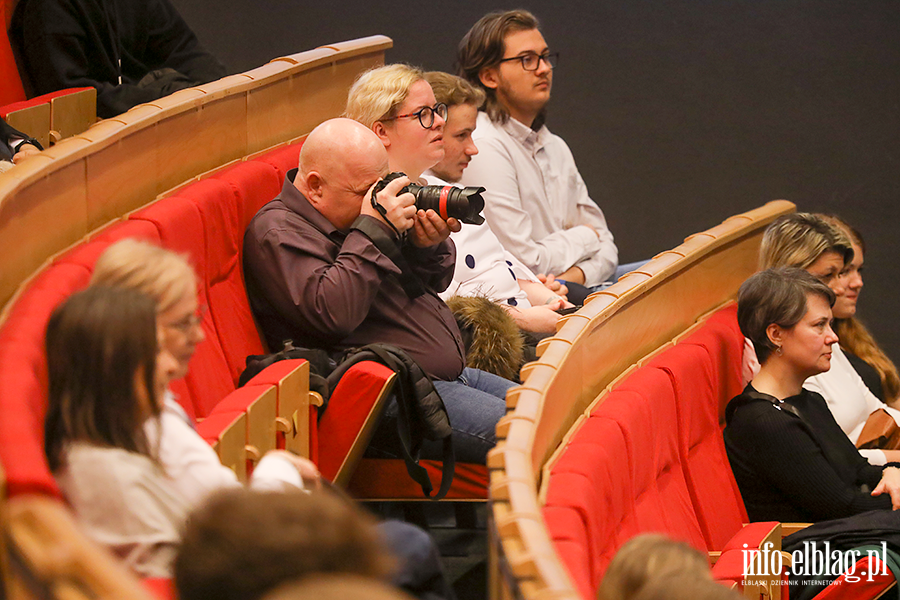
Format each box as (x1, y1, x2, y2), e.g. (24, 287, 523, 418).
(408, 184, 486, 225)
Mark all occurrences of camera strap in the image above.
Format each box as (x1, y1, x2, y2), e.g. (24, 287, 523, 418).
(350, 216, 426, 298)
(368, 193, 404, 241)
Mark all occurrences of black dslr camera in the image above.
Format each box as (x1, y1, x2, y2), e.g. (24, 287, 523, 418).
(371, 172, 486, 225)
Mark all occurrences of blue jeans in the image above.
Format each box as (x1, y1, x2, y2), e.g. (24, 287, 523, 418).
(367, 368, 513, 464)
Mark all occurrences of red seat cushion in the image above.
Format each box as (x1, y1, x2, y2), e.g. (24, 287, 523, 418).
(347, 459, 487, 500)
(608, 369, 707, 551)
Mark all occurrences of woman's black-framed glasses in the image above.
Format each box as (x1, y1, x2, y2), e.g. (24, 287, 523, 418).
(382, 102, 448, 129)
(498, 51, 559, 71)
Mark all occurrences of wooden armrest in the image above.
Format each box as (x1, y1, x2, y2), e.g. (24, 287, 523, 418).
(214, 384, 278, 475)
(780, 522, 811, 537)
(246, 359, 311, 457)
(196, 410, 248, 482)
(49, 87, 98, 142)
(6, 496, 155, 600)
(2, 102, 51, 149)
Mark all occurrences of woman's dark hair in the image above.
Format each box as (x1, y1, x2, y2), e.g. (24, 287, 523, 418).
(738, 268, 835, 364)
(44, 286, 161, 471)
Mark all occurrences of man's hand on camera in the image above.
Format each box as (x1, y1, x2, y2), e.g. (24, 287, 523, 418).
(409, 210, 461, 248)
(361, 175, 417, 235)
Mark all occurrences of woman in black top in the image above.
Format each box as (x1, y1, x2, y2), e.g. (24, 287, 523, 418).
(724, 267, 900, 522)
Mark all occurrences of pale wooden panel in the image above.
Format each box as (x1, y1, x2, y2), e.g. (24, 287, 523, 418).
(246, 386, 278, 470)
(50, 88, 97, 140)
(0, 36, 393, 315)
(7, 497, 155, 600)
(154, 93, 249, 188)
(3, 102, 51, 149)
(0, 160, 88, 303)
(274, 361, 311, 457)
(247, 51, 386, 152)
(214, 412, 248, 483)
(271, 47, 335, 66)
(529, 201, 794, 473)
(84, 124, 159, 228)
(317, 36, 394, 56)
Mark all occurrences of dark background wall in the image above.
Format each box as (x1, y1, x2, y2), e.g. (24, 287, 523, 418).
(172, 0, 900, 359)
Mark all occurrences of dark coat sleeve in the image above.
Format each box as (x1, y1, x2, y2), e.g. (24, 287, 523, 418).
(15, 0, 226, 118)
(402, 238, 457, 293)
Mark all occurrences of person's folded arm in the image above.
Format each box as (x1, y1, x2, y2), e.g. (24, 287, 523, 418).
(247, 222, 401, 341)
(403, 237, 456, 292)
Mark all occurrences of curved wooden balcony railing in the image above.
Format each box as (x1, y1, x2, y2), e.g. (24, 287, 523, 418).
(488, 200, 796, 600)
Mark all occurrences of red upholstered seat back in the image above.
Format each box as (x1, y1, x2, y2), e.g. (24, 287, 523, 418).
(254, 143, 302, 180)
(0, 1, 26, 106)
(610, 368, 707, 550)
(542, 304, 749, 599)
(0, 264, 89, 498)
(682, 303, 745, 419)
(206, 161, 283, 372)
(544, 417, 633, 597)
(130, 193, 234, 418)
(652, 341, 749, 551)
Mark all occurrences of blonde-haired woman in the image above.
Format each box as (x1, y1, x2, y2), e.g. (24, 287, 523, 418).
(820, 215, 900, 404)
(91, 238, 314, 507)
(345, 63, 447, 184)
(759, 213, 900, 465)
(92, 237, 203, 380)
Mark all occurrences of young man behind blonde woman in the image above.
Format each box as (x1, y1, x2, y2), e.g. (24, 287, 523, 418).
(422, 70, 573, 337)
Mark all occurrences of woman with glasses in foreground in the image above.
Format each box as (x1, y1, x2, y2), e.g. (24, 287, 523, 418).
(725, 268, 900, 522)
(758, 213, 900, 466)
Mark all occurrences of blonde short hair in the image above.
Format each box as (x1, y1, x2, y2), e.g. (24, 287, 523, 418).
(91, 238, 197, 314)
(598, 534, 710, 600)
(424, 71, 485, 109)
(344, 64, 425, 128)
(759, 212, 853, 271)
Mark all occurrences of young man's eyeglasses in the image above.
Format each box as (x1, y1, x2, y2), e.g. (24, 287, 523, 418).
(381, 103, 448, 129)
(497, 51, 559, 72)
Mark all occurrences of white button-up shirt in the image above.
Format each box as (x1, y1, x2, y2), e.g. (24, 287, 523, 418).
(424, 173, 536, 308)
(460, 112, 617, 287)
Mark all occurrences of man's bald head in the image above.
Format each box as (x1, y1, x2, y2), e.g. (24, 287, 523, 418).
(298, 118, 386, 180)
(294, 118, 390, 230)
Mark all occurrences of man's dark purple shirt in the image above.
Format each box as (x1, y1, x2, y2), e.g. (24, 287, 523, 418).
(243, 170, 466, 381)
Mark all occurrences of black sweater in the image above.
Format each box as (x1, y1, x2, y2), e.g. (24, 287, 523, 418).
(12, 0, 227, 118)
(724, 384, 893, 523)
